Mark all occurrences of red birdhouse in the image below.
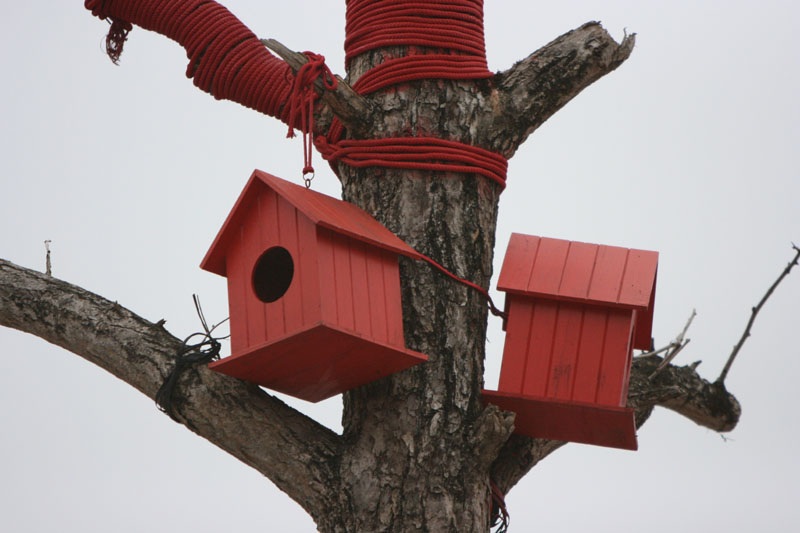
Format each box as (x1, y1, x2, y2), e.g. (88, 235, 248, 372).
(483, 234, 658, 450)
(201, 170, 427, 402)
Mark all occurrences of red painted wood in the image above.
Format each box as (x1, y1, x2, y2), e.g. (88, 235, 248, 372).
(498, 233, 657, 315)
(349, 239, 373, 338)
(265, 172, 423, 260)
(482, 390, 637, 450)
(209, 322, 427, 403)
(547, 301, 584, 400)
(201, 170, 422, 276)
(619, 330, 635, 404)
(528, 238, 570, 295)
(558, 241, 598, 300)
(570, 308, 609, 404)
(497, 297, 533, 394)
(365, 247, 389, 344)
(497, 233, 540, 293)
(317, 227, 339, 326)
(633, 286, 656, 350)
(586, 244, 629, 305)
(226, 228, 247, 354)
(595, 308, 634, 406)
(625, 252, 658, 350)
(202, 170, 428, 402)
(521, 299, 558, 397)
(261, 189, 287, 342)
(296, 210, 322, 325)
(277, 192, 304, 334)
(382, 250, 405, 347)
(618, 249, 659, 309)
(488, 232, 658, 450)
(241, 191, 268, 347)
(332, 232, 357, 332)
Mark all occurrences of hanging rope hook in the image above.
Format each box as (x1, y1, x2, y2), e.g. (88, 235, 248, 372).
(286, 52, 337, 187)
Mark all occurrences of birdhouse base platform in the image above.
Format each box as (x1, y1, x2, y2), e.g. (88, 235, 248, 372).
(209, 322, 427, 403)
(482, 390, 637, 450)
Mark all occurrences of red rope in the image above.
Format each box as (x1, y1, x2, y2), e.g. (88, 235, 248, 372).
(84, 0, 506, 316)
(417, 255, 505, 318)
(285, 52, 338, 178)
(321, 0, 506, 189)
(345, 0, 488, 68)
(84, 0, 296, 126)
(489, 480, 510, 532)
(316, 137, 507, 190)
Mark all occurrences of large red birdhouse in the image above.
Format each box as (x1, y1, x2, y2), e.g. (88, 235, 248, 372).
(483, 234, 658, 450)
(201, 170, 427, 402)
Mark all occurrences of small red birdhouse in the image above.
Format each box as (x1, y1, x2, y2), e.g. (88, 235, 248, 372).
(201, 170, 427, 402)
(483, 233, 658, 450)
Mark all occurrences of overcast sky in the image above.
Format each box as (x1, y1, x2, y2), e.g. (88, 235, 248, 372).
(1, 1, 798, 532)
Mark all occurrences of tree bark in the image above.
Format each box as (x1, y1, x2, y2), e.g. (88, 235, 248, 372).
(0, 8, 745, 533)
(312, 21, 636, 532)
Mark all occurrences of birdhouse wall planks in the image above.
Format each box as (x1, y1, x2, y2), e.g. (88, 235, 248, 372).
(483, 233, 658, 450)
(201, 170, 427, 402)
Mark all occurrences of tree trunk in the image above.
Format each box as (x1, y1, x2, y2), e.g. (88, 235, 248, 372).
(0, 3, 747, 532)
(318, 46, 500, 530)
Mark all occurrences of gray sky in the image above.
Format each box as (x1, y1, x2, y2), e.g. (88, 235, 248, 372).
(1, 1, 798, 531)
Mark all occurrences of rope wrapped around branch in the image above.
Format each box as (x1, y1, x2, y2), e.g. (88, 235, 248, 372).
(84, 0, 296, 125)
(319, 0, 506, 189)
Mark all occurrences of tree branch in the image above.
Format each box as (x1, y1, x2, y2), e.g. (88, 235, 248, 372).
(484, 22, 635, 158)
(717, 243, 800, 383)
(628, 356, 740, 432)
(261, 38, 373, 137)
(0, 258, 343, 526)
(490, 355, 740, 495)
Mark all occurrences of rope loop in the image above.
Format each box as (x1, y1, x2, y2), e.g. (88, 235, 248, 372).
(286, 52, 338, 182)
(489, 480, 510, 533)
(85, 0, 295, 122)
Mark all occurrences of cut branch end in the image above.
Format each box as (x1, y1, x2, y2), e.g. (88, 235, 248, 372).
(261, 38, 372, 136)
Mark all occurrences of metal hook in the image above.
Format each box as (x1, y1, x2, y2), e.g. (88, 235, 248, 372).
(303, 171, 315, 189)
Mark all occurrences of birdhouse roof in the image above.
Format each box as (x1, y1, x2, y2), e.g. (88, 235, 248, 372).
(201, 170, 423, 276)
(498, 234, 658, 311)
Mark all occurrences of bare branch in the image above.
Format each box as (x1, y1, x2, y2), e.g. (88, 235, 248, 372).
(649, 338, 691, 379)
(629, 356, 740, 432)
(717, 244, 800, 383)
(261, 38, 372, 137)
(483, 22, 635, 158)
(0, 258, 343, 526)
(646, 308, 697, 379)
(638, 308, 696, 361)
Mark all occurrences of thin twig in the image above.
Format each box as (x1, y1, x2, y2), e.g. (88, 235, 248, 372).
(676, 308, 697, 345)
(261, 38, 372, 136)
(44, 240, 52, 276)
(635, 343, 672, 358)
(649, 339, 691, 380)
(717, 244, 800, 383)
(637, 308, 696, 359)
(644, 309, 696, 380)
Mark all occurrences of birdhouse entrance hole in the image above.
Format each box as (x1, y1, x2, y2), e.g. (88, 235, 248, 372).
(252, 246, 294, 303)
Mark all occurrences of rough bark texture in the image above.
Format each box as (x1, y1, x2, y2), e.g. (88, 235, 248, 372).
(0, 15, 744, 533)
(318, 22, 637, 532)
